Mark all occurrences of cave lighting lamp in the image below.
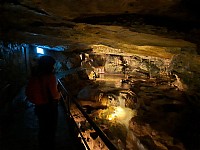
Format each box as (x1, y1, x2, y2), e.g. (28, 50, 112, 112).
(37, 47, 44, 54)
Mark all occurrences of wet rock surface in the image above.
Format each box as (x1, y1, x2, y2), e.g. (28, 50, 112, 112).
(63, 71, 199, 150)
(1, 1, 200, 150)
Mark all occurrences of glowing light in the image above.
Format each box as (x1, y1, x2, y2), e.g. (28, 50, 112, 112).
(108, 113, 117, 120)
(98, 106, 137, 128)
(37, 47, 44, 54)
(115, 107, 124, 115)
(107, 107, 125, 121)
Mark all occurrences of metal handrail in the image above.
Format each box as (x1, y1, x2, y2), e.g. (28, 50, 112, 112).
(58, 79, 118, 150)
(60, 92, 90, 150)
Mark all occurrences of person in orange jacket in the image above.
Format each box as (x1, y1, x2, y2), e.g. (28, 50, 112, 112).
(26, 55, 60, 150)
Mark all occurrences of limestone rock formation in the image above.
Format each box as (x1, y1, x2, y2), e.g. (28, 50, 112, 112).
(1, 1, 200, 150)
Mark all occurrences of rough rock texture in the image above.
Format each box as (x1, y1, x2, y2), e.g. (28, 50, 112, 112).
(2, 0, 199, 21)
(1, 1, 200, 150)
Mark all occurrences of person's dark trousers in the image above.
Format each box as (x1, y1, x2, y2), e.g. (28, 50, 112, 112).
(35, 102, 58, 150)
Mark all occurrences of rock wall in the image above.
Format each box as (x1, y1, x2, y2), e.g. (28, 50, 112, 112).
(0, 42, 28, 107)
(19, 0, 195, 21)
(104, 54, 170, 78)
(83, 51, 200, 95)
(170, 54, 200, 94)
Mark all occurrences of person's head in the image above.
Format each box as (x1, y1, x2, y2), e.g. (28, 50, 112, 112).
(37, 55, 56, 75)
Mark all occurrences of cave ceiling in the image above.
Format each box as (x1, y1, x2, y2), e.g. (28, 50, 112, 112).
(2, 1, 200, 150)
(0, 0, 199, 57)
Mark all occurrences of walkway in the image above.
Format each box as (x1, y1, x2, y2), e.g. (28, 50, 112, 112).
(0, 87, 85, 150)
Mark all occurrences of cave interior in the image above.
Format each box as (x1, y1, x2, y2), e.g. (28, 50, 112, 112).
(1, 0, 200, 150)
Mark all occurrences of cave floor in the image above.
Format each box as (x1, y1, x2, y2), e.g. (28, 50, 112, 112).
(74, 74, 200, 150)
(0, 87, 84, 150)
(1, 75, 200, 150)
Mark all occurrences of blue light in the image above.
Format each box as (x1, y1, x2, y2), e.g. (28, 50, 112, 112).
(37, 47, 44, 54)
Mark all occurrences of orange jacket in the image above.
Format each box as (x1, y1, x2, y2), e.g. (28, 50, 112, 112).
(26, 74, 60, 105)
